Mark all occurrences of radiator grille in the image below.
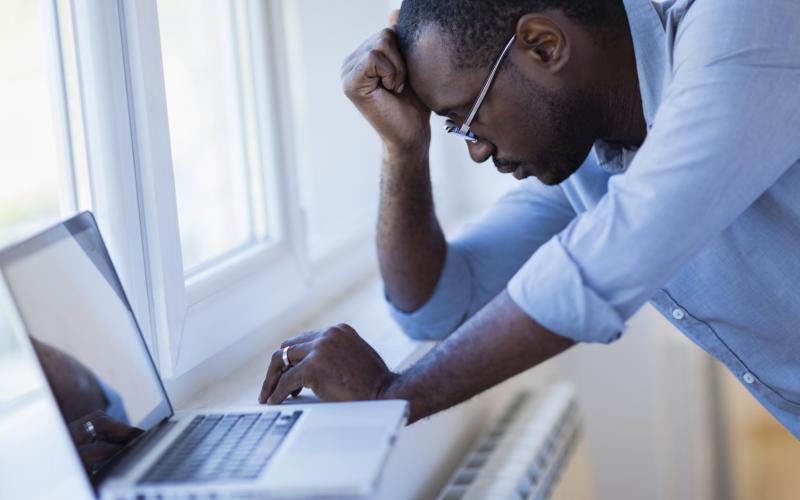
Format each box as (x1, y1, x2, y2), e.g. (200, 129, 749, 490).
(437, 383, 581, 500)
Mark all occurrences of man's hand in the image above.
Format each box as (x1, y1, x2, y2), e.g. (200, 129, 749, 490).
(256, 292, 573, 423)
(68, 410, 144, 473)
(258, 324, 396, 405)
(341, 18, 431, 156)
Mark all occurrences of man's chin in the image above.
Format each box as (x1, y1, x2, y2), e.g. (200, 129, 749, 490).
(521, 164, 574, 186)
(538, 168, 574, 186)
(512, 167, 531, 180)
(494, 160, 574, 185)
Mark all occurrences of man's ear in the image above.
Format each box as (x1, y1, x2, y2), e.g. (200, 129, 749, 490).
(515, 14, 570, 72)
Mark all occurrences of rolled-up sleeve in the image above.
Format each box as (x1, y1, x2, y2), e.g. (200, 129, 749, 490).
(388, 172, 578, 340)
(508, 0, 800, 344)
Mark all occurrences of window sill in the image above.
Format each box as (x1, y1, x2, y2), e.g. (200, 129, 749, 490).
(163, 272, 529, 500)
(161, 264, 560, 499)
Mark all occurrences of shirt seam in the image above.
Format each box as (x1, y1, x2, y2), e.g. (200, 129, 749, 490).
(662, 288, 800, 408)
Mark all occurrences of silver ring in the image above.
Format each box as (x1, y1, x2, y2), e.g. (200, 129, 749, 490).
(84, 420, 97, 441)
(282, 346, 292, 370)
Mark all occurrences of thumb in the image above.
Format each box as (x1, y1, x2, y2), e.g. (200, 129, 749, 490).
(389, 9, 400, 26)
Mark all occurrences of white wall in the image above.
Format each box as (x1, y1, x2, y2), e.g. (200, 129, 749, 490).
(280, 0, 516, 254)
(550, 304, 718, 500)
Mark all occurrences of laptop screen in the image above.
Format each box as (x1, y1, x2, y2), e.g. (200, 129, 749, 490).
(0, 212, 171, 476)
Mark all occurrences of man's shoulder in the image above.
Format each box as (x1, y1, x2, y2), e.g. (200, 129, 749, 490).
(668, 0, 800, 72)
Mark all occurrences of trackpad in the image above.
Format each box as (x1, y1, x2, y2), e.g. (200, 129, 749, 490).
(267, 426, 390, 491)
(293, 426, 383, 454)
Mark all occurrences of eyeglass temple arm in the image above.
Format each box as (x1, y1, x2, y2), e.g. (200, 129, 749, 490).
(460, 35, 517, 135)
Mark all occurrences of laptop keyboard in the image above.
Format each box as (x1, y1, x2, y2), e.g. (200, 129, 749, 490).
(139, 410, 302, 484)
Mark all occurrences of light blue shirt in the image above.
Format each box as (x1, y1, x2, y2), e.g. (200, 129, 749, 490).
(388, 0, 800, 438)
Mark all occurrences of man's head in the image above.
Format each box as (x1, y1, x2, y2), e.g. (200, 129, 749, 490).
(396, 0, 635, 185)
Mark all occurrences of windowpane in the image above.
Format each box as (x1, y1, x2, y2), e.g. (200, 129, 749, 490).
(157, 0, 269, 273)
(0, 0, 64, 246)
(0, 0, 87, 248)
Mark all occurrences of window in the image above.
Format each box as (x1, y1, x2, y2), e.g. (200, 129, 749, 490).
(122, 0, 297, 376)
(2, 0, 511, 384)
(0, 0, 88, 246)
(158, 0, 271, 273)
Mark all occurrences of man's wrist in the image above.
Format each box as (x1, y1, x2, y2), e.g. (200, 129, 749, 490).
(382, 141, 429, 168)
(376, 371, 427, 424)
(375, 370, 401, 401)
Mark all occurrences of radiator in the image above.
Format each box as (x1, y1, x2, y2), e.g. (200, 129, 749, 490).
(436, 383, 582, 500)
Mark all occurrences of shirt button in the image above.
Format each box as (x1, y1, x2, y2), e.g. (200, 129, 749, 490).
(743, 373, 755, 385)
(672, 308, 686, 320)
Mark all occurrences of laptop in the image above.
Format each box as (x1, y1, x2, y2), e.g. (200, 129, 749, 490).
(0, 212, 407, 499)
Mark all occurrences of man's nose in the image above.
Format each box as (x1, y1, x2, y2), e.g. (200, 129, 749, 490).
(467, 138, 496, 164)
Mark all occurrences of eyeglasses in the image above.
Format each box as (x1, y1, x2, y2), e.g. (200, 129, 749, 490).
(444, 35, 517, 143)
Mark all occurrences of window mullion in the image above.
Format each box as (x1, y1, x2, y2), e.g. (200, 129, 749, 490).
(262, 0, 311, 280)
(40, 0, 78, 215)
(117, 0, 188, 377)
(69, 0, 158, 361)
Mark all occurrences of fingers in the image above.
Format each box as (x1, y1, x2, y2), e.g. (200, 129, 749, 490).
(342, 29, 406, 95)
(389, 9, 400, 26)
(69, 410, 143, 446)
(372, 30, 407, 92)
(92, 415, 144, 444)
(268, 360, 310, 405)
(258, 342, 313, 404)
(69, 410, 105, 445)
(366, 49, 403, 93)
(280, 331, 319, 349)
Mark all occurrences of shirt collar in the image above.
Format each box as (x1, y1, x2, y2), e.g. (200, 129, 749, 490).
(593, 0, 668, 174)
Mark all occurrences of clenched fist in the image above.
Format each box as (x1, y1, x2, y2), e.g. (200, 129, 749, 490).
(341, 20, 431, 157)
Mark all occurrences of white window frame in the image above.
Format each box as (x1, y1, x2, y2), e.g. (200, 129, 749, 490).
(120, 0, 379, 378)
(39, 0, 471, 384)
(119, 0, 292, 378)
(63, 0, 155, 359)
(10, 0, 505, 391)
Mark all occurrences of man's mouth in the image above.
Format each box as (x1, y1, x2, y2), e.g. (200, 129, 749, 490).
(494, 162, 531, 180)
(495, 164, 516, 174)
(494, 156, 533, 180)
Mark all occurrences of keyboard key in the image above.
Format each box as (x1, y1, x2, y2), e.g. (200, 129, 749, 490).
(139, 411, 301, 484)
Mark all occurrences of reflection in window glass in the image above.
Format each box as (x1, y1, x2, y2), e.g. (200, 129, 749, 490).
(0, 1, 63, 246)
(158, 0, 269, 273)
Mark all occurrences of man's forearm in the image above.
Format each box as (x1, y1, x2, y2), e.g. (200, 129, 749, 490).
(379, 290, 575, 423)
(377, 144, 447, 312)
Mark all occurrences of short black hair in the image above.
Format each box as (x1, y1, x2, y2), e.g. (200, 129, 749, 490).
(396, 0, 628, 69)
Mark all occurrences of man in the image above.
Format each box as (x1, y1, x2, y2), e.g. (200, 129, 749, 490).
(259, 0, 800, 437)
(31, 337, 143, 472)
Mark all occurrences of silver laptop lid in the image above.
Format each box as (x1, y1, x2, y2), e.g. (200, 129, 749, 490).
(0, 212, 171, 482)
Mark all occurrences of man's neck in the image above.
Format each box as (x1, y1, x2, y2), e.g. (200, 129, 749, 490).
(598, 32, 648, 148)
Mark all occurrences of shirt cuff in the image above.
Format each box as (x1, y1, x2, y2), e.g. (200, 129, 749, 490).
(386, 246, 473, 341)
(507, 236, 626, 344)
(97, 377, 130, 424)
